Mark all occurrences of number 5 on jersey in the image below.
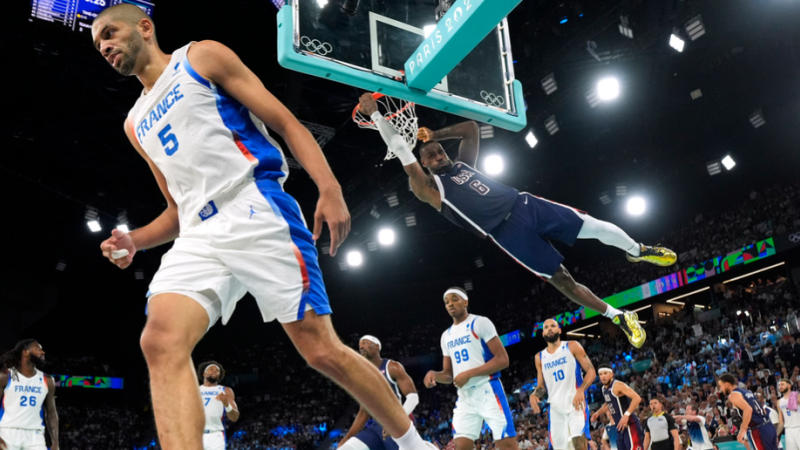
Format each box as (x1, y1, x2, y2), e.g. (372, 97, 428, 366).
(158, 123, 180, 156)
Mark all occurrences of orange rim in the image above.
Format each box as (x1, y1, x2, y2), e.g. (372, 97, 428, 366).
(352, 92, 415, 126)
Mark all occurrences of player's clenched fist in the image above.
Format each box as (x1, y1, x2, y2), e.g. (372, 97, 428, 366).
(99, 228, 136, 269)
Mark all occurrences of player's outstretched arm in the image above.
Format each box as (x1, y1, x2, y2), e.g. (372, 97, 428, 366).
(530, 353, 546, 414)
(452, 336, 508, 389)
(44, 376, 59, 450)
(591, 403, 609, 423)
(418, 121, 480, 167)
(339, 407, 370, 446)
(569, 341, 596, 411)
(189, 40, 350, 255)
(388, 360, 419, 415)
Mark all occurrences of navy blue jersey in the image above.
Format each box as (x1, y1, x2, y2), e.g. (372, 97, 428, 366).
(379, 359, 402, 401)
(432, 162, 519, 236)
(733, 388, 770, 428)
(603, 380, 632, 424)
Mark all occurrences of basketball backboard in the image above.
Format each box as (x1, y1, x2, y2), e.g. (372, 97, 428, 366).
(276, 0, 527, 131)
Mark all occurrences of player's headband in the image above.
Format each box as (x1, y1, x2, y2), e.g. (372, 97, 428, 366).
(360, 335, 381, 349)
(598, 366, 614, 375)
(204, 364, 221, 373)
(443, 288, 468, 301)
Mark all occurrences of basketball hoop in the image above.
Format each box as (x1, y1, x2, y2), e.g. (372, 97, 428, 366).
(352, 93, 418, 160)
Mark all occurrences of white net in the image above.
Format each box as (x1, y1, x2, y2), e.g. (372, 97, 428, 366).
(353, 95, 418, 160)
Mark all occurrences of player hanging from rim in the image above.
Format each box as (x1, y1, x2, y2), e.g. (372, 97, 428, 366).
(717, 373, 779, 450)
(0, 339, 59, 450)
(91, 6, 431, 449)
(339, 335, 420, 450)
(197, 361, 239, 450)
(591, 365, 644, 450)
(424, 287, 519, 450)
(529, 319, 595, 450)
(357, 93, 678, 348)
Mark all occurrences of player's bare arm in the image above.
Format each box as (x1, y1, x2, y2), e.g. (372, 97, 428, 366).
(418, 121, 480, 166)
(45, 375, 59, 450)
(569, 340, 596, 411)
(99, 119, 180, 269)
(388, 360, 420, 415)
(591, 403, 609, 423)
(452, 336, 508, 389)
(189, 40, 351, 255)
(530, 352, 546, 414)
(728, 392, 752, 444)
(339, 407, 370, 446)
(613, 381, 641, 430)
(358, 93, 442, 210)
(424, 356, 454, 388)
(222, 387, 240, 422)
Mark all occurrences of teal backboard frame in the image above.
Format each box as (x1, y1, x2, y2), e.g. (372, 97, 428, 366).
(276, 2, 527, 131)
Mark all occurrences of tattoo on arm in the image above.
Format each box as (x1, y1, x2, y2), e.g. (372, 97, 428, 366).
(534, 385, 547, 400)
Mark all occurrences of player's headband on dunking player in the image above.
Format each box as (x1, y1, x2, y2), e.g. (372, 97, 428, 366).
(598, 365, 614, 375)
(443, 287, 468, 301)
(360, 335, 381, 349)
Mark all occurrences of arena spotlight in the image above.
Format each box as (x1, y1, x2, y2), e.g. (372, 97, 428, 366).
(316, 0, 328, 7)
(525, 131, 538, 148)
(541, 73, 557, 95)
(377, 227, 396, 246)
(721, 154, 736, 171)
(596, 77, 620, 101)
(346, 250, 363, 267)
(625, 196, 646, 216)
(483, 154, 504, 176)
(116, 224, 130, 233)
(544, 115, 559, 135)
(618, 15, 633, 39)
(685, 15, 706, 41)
(669, 33, 685, 52)
(85, 207, 102, 233)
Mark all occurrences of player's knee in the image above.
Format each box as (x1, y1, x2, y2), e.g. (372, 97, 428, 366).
(139, 324, 192, 364)
(550, 266, 575, 290)
(301, 343, 346, 373)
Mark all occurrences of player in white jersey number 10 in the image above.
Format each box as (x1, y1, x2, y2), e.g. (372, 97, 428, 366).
(0, 339, 59, 450)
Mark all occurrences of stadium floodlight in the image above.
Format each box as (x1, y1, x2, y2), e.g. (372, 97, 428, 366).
(706, 161, 722, 176)
(316, 0, 328, 8)
(685, 15, 706, 41)
(544, 115, 559, 135)
(749, 110, 766, 128)
(85, 207, 102, 233)
(525, 131, 538, 149)
(483, 154, 504, 176)
(541, 73, 557, 95)
(618, 15, 633, 39)
(669, 34, 685, 52)
(625, 196, 646, 216)
(404, 213, 417, 227)
(385, 192, 399, 207)
(596, 77, 620, 101)
(721, 154, 736, 171)
(377, 227, 396, 246)
(116, 224, 130, 233)
(346, 250, 363, 267)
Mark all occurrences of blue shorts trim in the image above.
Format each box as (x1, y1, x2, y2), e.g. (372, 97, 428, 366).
(256, 179, 331, 320)
(356, 421, 398, 450)
(490, 193, 584, 278)
(489, 378, 516, 439)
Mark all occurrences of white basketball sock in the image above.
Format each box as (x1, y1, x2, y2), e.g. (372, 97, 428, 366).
(393, 423, 426, 449)
(576, 214, 640, 256)
(604, 306, 624, 318)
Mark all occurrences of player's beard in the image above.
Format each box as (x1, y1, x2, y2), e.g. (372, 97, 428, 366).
(205, 376, 219, 384)
(29, 355, 46, 369)
(543, 332, 561, 343)
(116, 31, 144, 76)
(431, 161, 453, 175)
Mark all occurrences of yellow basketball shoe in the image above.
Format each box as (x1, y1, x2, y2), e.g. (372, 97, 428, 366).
(612, 311, 646, 348)
(626, 244, 677, 267)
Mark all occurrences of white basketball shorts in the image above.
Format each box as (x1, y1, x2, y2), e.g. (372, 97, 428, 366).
(203, 430, 226, 450)
(0, 428, 47, 450)
(548, 405, 590, 450)
(451, 379, 516, 441)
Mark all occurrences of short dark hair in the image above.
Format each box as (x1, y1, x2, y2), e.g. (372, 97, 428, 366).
(197, 360, 226, 383)
(719, 373, 737, 385)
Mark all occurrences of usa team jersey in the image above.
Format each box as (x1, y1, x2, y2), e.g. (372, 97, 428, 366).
(540, 342, 582, 414)
(379, 359, 402, 402)
(733, 388, 770, 428)
(441, 314, 500, 391)
(603, 380, 632, 424)
(127, 43, 289, 230)
(0, 369, 48, 430)
(432, 162, 519, 236)
(200, 384, 226, 432)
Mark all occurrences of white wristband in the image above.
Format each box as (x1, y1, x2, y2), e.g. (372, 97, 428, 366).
(624, 411, 631, 416)
(225, 404, 234, 413)
(402, 393, 419, 415)
(370, 112, 416, 166)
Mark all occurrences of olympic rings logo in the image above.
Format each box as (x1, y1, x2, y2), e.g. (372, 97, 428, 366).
(300, 36, 333, 56)
(480, 90, 505, 107)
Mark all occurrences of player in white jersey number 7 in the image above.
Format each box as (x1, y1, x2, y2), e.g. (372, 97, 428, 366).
(90, 5, 429, 450)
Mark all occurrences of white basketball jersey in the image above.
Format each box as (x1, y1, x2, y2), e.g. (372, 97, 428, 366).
(127, 43, 289, 230)
(200, 384, 226, 432)
(780, 397, 800, 429)
(440, 314, 500, 391)
(539, 341, 582, 414)
(0, 369, 48, 430)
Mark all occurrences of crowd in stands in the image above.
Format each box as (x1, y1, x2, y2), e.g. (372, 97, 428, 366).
(28, 183, 800, 448)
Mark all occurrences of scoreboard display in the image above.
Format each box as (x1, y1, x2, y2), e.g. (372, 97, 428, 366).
(30, 0, 155, 33)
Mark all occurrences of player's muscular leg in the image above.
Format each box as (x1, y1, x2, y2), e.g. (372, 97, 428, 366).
(548, 265, 612, 315)
(496, 436, 521, 450)
(454, 437, 476, 450)
(282, 311, 412, 438)
(139, 294, 209, 450)
(572, 435, 588, 450)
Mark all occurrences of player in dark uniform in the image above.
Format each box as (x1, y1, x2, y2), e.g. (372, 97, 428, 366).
(339, 336, 420, 450)
(592, 366, 644, 450)
(358, 94, 677, 348)
(717, 373, 779, 450)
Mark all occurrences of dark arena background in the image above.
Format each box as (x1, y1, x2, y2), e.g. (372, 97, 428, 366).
(3, 0, 800, 449)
